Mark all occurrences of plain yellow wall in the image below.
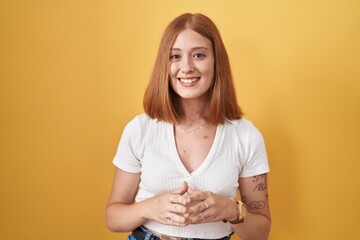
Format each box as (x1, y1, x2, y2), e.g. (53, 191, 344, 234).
(1, 0, 359, 239)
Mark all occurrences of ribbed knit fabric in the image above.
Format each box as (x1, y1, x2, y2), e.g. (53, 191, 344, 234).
(113, 113, 269, 239)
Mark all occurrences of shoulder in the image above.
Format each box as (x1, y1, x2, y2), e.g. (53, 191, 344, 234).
(227, 118, 269, 176)
(225, 118, 266, 152)
(125, 113, 155, 130)
(122, 113, 158, 139)
(226, 117, 263, 139)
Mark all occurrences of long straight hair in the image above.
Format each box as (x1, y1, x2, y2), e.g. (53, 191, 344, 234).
(143, 13, 242, 124)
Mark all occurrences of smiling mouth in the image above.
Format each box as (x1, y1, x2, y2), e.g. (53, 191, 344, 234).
(178, 77, 200, 84)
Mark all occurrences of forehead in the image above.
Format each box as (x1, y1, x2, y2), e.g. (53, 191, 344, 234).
(172, 29, 212, 50)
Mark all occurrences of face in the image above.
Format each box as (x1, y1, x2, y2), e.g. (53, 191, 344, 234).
(169, 28, 215, 101)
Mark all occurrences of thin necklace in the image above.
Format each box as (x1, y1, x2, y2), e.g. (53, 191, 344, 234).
(177, 123, 206, 134)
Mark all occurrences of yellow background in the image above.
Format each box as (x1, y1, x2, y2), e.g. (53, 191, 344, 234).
(1, 0, 359, 239)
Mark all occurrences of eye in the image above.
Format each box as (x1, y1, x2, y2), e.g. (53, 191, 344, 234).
(193, 53, 205, 59)
(170, 54, 181, 61)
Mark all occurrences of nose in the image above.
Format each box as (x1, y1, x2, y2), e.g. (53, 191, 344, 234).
(180, 56, 195, 73)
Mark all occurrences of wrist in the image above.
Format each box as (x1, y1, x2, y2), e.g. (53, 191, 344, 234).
(223, 200, 247, 224)
(140, 197, 154, 220)
(227, 201, 239, 222)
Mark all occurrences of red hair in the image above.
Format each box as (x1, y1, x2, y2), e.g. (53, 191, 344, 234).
(143, 13, 242, 124)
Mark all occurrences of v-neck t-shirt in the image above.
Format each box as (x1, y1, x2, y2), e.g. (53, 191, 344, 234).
(113, 113, 269, 239)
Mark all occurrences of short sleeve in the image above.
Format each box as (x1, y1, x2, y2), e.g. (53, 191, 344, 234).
(112, 117, 144, 173)
(240, 125, 270, 177)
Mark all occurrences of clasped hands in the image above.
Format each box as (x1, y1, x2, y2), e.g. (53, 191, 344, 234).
(150, 182, 233, 227)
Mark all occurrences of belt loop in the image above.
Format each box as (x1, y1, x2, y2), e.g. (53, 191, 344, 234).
(142, 227, 158, 240)
(144, 232, 151, 240)
(143, 228, 154, 240)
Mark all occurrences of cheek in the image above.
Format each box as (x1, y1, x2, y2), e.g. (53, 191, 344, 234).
(201, 64, 214, 79)
(170, 63, 178, 77)
(197, 59, 214, 74)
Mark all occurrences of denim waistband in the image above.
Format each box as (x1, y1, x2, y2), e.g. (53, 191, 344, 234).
(131, 226, 232, 240)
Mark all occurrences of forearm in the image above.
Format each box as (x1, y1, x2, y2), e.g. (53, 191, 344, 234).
(106, 200, 148, 232)
(231, 212, 271, 240)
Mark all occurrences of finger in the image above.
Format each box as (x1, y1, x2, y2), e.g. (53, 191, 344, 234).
(172, 181, 188, 195)
(202, 211, 210, 221)
(186, 211, 211, 224)
(187, 201, 208, 215)
(168, 203, 189, 214)
(187, 190, 207, 203)
(169, 194, 187, 205)
(194, 211, 214, 223)
(163, 212, 188, 226)
(187, 186, 194, 194)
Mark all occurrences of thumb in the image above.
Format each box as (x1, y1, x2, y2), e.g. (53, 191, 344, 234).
(172, 181, 188, 195)
(187, 186, 194, 195)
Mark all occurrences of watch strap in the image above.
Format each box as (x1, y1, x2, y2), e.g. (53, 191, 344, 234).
(227, 201, 246, 224)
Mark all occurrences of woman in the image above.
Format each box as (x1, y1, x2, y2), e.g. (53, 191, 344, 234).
(106, 13, 271, 240)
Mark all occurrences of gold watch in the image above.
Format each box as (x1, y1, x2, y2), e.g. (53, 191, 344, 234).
(227, 201, 247, 224)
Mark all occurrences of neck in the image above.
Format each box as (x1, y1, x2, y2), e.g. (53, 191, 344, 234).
(179, 98, 209, 124)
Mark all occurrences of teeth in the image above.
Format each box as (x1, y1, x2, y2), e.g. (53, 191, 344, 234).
(179, 78, 198, 84)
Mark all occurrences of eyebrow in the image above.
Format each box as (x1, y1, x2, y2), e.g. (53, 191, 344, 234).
(171, 47, 209, 51)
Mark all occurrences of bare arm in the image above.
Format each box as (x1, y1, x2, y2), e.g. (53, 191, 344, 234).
(231, 173, 271, 240)
(105, 167, 144, 231)
(105, 167, 189, 232)
(184, 173, 270, 239)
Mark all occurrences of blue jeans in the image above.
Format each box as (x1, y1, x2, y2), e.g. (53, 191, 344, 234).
(128, 226, 232, 240)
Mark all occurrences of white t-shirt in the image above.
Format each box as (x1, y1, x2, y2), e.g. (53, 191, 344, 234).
(113, 113, 269, 239)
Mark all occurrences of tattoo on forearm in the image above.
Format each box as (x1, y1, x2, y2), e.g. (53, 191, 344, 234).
(252, 174, 267, 192)
(252, 174, 265, 183)
(249, 201, 266, 210)
(253, 183, 267, 191)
